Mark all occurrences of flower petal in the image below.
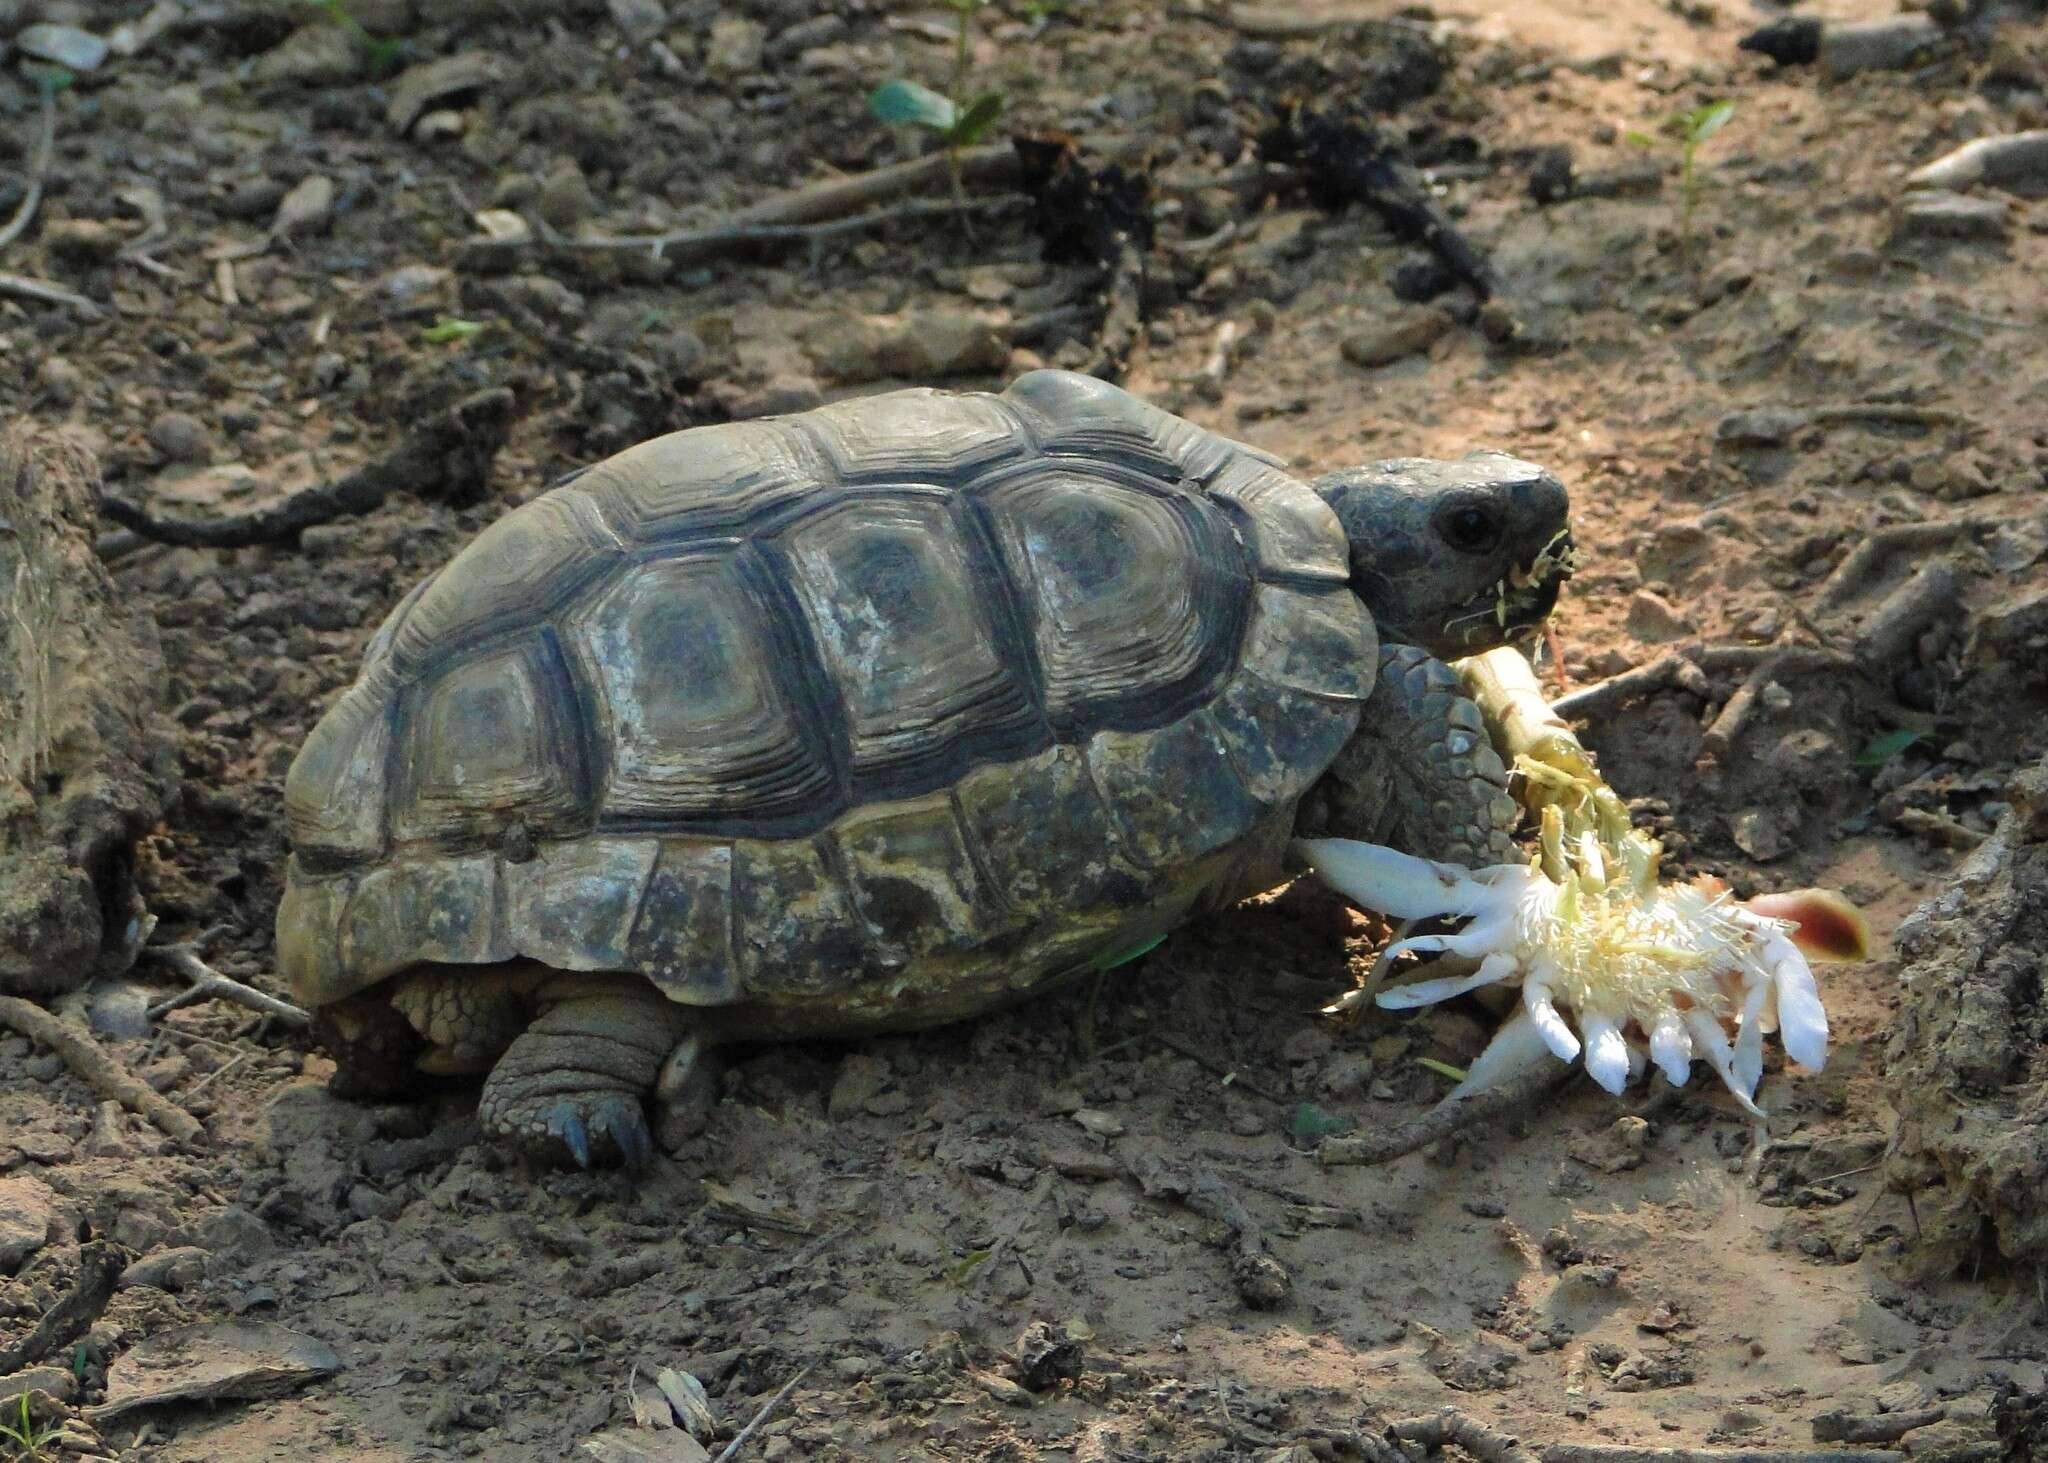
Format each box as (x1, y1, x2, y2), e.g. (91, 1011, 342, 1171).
(1647, 1011, 1693, 1087)
(1376, 952, 1521, 1009)
(1521, 963, 1581, 1064)
(1449, 1007, 1559, 1100)
(1686, 1008, 1764, 1118)
(1582, 1012, 1631, 1095)
(1293, 838, 1498, 920)
(1731, 973, 1772, 1098)
(1762, 932, 1830, 1071)
(1385, 914, 1515, 963)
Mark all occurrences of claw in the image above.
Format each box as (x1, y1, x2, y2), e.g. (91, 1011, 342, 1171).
(547, 1105, 593, 1169)
(594, 1099, 656, 1171)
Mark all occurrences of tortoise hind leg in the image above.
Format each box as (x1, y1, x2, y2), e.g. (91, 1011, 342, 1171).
(478, 972, 694, 1170)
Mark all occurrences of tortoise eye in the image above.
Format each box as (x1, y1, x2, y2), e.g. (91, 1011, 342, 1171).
(1437, 504, 1502, 555)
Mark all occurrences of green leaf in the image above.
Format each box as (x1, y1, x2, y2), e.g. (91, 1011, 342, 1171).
(948, 1248, 992, 1284)
(1621, 130, 1657, 149)
(421, 316, 485, 343)
(948, 90, 1005, 146)
(1416, 1057, 1469, 1083)
(868, 79, 957, 132)
(1092, 932, 1167, 973)
(1688, 100, 1736, 142)
(1286, 1102, 1355, 1146)
(1852, 728, 1925, 769)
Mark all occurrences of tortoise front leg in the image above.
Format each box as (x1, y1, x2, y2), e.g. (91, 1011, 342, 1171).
(478, 972, 694, 1169)
(1298, 641, 1519, 870)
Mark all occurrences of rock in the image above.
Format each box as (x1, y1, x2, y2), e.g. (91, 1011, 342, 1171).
(1625, 589, 1694, 643)
(1011, 1320, 1084, 1391)
(0, 1367, 74, 1406)
(147, 411, 212, 465)
(1907, 131, 2048, 198)
(0, 1174, 56, 1273)
(1567, 1117, 1649, 1174)
(718, 375, 824, 419)
(804, 312, 1009, 384)
(1716, 407, 1806, 448)
(386, 51, 505, 136)
(1731, 808, 1793, 861)
(368, 263, 455, 319)
(1822, 16, 1944, 80)
(92, 1321, 345, 1421)
(1340, 307, 1451, 368)
(827, 1054, 891, 1121)
(606, 0, 667, 42)
(122, 1246, 211, 1293)
(1319, 1054, 1374, 1098)
(195, 1206, 278, 1264)
(34, 356, 85, 406)
(251, 23, 361, 85)
(43, 218, 125, 262)
(1070, 1109, 1125, 1140)
(18, 22, 111, 71)
(272, 175, 336, 238)
(538, 162, 597, 231)
(1892, 192, 2010, 244)
(705, 17, 766, 76)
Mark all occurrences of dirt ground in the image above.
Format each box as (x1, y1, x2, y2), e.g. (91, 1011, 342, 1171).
(4, 0, 2048, 1457)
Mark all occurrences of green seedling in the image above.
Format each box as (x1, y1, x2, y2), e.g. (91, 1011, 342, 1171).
(421, 316, 485, 344)
(867, 0, 1006, 154)
(1415, 1057, 1469, 1084)
(1625, 99, 1735, 261)
(309, 0, 405, 76)
(1286, 1102, 1355, 1146)
(948, 1247, 993, 1285)
(0, 1393, 58, 1462)
(1851, 728, 1925, 770)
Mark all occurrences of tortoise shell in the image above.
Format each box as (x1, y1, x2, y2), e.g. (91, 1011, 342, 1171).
(276, 370, 1376, 1022)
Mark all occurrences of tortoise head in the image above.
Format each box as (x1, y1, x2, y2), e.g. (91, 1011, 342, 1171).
(1312, 451, 1575, 658)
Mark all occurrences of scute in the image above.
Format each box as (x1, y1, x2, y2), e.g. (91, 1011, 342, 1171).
(1205, 453, 1351, 585)
(341, 854, 507, 984)
(284, 682, 391, 858)
(503, 837, 659, 971)
(569, 550, 828, 822)
(829, 793, 1011, 965)
(1084, 709, 1263, 870)
(575, 417, 832, 541)
(774, 496, 1028, 776)
(393, 640, 589, 845)
(626, 840, 739, 1004)
(387, 489, 622, 668)
(802, 389, 1029, 484)
(955, 744, 1150, 921)
(1004, 368, 1234, 482)
(1240, 584, 1376, 700)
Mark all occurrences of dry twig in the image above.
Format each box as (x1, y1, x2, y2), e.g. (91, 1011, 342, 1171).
(1319, 1061, 1572, 1168)
(712, 1361, 816, 1463)
(0, 269, 99, 314)
(0, 1238, 125, 1377)
(545, 194, 1025, 258)
(144, 944, 312, 1029)
(1696, 647, 1857, 764)
(1813, 519, 1986, 615)
(0, 996, 203, 1145)
(0, 83, 56, 252)
(98, 387, 513, 557)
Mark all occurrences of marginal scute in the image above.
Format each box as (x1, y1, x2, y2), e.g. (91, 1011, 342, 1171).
(1241, 584, 1376, 700)
(776, 496, 1027, 775)
(957, 745, 1150, 921)
(389, 488, 621, 667)
(1085, 709, 1262, 870)
(1209, 670, 1364, 808)
(803, 389, 1029, 484)
(830, 794, 1007, 963)
(394, 641, 588, 845)
(1206, 453, 1351, 584)
(732, 837, 873, 996)
(503, 837, 660, 971)
(284, 683, 391, 858)
(275, 867, 354, 1002)
(981, 471, 1216, 723)
(569, 551, 826, 821)
(340, 854, 508, 985)
(576, 418, 831, 540)
(627, 839, 739, 1004)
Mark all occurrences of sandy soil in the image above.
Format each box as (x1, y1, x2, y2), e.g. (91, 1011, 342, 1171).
(3, 0, 2048, 1457)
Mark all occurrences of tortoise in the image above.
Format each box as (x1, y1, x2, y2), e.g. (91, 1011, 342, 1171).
(276, 370, 1573, 1167)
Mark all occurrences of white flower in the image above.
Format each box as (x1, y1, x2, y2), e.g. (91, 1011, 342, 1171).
(1294, 837, 1852, 1116)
